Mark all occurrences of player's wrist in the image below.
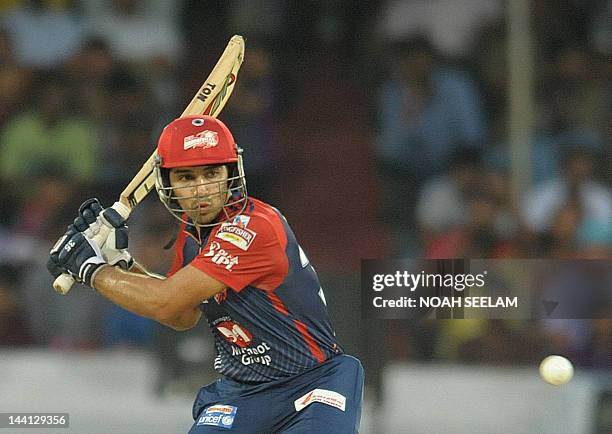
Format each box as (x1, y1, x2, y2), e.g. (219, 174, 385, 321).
(104, 248, 134, 270)
(90, 264, 116, 290)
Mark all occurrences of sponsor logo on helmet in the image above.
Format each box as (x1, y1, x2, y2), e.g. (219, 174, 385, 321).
(184, 130, 219, 150)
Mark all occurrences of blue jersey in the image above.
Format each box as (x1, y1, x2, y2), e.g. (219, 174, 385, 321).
(169, 198, 342, 383)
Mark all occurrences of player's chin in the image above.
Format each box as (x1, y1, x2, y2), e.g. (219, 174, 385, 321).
(195, 207, 223, 225)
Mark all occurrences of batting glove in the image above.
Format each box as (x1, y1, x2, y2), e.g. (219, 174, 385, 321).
(98, 206, 133, 270)
(73, 199, 133, 270)
(47, 224, 78, 279)
(49, 230, 108, 287)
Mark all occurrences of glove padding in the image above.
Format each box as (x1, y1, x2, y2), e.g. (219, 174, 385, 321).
(73, 198, 103, 233)
(73, 198, 133, 269)
(47, 224, 78, 279)
(49, 231, 108, 287)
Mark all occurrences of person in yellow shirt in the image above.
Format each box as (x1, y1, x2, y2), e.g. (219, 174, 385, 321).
(0, 73, 97, 198)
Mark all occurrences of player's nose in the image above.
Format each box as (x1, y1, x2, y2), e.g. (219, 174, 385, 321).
(195, 177, 214, 197)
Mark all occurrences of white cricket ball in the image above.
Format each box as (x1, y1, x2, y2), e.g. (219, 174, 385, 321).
(539, 355, 574, 386)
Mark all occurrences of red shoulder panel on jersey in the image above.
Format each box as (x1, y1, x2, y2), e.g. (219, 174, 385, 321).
(190, 199, 289, 292)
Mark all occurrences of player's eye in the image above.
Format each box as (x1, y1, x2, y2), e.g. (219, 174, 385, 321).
(178, 174, 195, 181)
(205, 168, 222, 178)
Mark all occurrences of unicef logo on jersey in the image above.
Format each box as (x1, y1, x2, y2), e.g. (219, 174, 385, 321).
(197, 405, 237, 429)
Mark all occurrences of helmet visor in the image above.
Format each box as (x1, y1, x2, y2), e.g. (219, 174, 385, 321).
(156, 164, 247, 227)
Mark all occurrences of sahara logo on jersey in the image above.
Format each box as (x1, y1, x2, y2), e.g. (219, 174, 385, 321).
(216, 320, 253, 348)
(215, 223, 257, 251)
(184, 130, 219, 150)
(204, 241, 239, 271)
(294, 389, 346, 412)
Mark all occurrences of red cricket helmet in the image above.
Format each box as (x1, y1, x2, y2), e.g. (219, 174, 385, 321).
(154, 115, 248, 227)
(156, 115, 239, 168)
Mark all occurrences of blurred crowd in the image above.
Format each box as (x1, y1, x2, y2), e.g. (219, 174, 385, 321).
(0, 0, 611, 389)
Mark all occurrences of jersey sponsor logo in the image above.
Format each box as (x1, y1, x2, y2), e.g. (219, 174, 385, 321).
(232, 214, 251, 228)
(197, 405, 237, 429)
(231, 341, 272, 366)
(184, 130, 219, 150)
(215, 223, 257, 251)
(214, 288, 228, 304)
(294, 388, 346, 412)
(216, 320, 253, 347)
(204, 241, 239, 271)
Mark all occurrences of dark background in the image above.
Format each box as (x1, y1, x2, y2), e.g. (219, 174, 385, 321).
(0, 0, 610, 410)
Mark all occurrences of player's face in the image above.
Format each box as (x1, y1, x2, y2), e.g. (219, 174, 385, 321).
(169, 165, 229, 225)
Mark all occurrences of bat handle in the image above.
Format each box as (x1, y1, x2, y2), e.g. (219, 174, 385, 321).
(52, 201, 132, 295)
(53, 274, 76, 295)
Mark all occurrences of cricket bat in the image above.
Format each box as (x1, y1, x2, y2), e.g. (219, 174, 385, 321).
(53, 35, 245, 294)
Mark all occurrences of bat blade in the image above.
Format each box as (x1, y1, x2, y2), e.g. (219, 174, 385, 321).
(181, 35, 244, 118)
(53, 35, 245, 294)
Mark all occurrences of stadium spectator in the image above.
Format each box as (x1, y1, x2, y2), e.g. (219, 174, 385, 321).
(0, 266, 31, 345)
(96, 67, 160, 188)
(0, 0, 85, 68)
(376, 35, 486, 181)
(224, 40, 282, 204)
(82, 0, 182, 66)
(424, 188, 516, 258)
(0, 72, 98, 199)
(64, 36, 120, 122)
(523, 147, 612, 235)
(375, 35, 486, 252)
(416, 148, 482, 243)
(377, 0, 503, 59)
(0, 27, 33, 128)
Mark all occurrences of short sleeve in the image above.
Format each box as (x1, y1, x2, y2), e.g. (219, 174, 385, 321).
(190, 215, 288, 292)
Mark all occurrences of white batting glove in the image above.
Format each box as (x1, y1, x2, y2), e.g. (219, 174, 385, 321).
(73, 199, 133, 270)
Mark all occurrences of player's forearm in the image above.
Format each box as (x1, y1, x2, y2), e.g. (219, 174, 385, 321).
(129, 260, 165, 279)
(92, 266, 201, 330)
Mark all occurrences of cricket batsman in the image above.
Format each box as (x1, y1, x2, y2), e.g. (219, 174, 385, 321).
(48, 115, 364, 433)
